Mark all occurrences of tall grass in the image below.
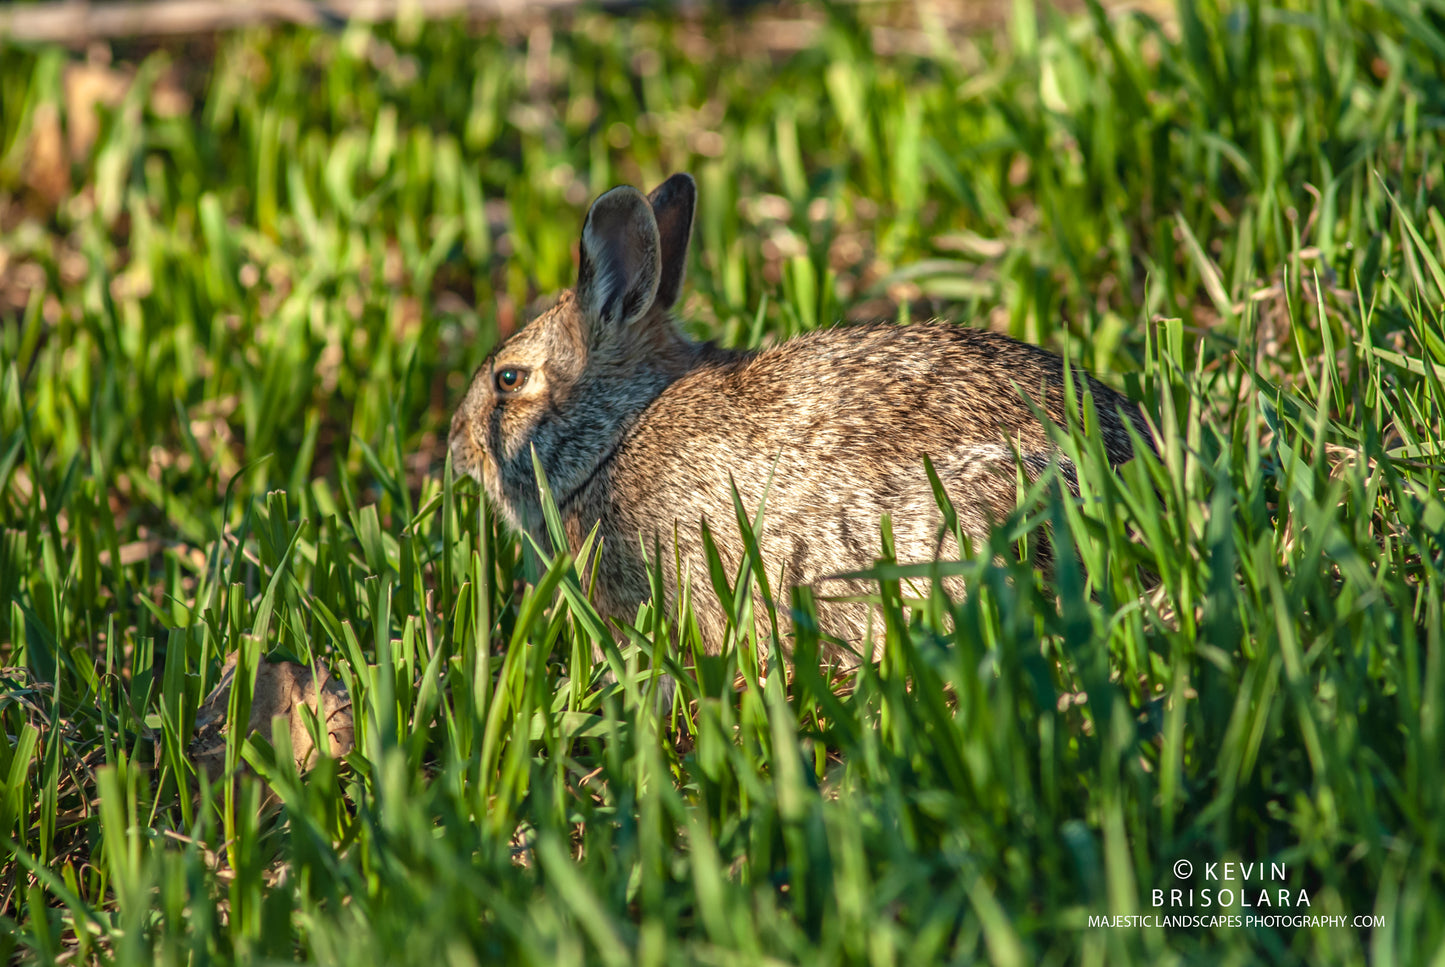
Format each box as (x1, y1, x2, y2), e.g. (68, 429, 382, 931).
(2, 0, 1443, 962)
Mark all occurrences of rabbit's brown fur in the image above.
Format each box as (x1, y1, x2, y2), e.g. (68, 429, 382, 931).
(449, 173, 1152, 666)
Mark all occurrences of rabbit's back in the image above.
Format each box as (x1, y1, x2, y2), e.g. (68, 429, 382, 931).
(567, 321, 1148, 659)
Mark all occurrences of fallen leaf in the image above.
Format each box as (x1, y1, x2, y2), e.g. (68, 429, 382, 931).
(190, 651, 355, 777)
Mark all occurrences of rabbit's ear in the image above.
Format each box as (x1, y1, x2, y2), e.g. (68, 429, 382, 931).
(647, 173, 696, 312)
(577, 186, 661, 334)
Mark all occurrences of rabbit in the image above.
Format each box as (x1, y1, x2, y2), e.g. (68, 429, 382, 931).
(449, 173, 1154, 668)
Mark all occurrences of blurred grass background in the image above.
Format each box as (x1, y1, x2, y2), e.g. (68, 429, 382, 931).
(2, 0, 1444, 963)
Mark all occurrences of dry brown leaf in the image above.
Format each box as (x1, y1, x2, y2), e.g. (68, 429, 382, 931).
(63, 61, 131, 160)
(190, 651, 355, 777)
(24, 103, 69, 207)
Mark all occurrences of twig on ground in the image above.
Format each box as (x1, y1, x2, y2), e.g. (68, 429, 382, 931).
(0, 0, 605, 44)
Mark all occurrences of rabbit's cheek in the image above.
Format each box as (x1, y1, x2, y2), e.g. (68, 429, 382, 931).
(495, 408, 529, 463)
(477, 453, 504, 507)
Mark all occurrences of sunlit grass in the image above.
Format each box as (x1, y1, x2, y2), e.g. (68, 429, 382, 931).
(2, 0, 1443, 963)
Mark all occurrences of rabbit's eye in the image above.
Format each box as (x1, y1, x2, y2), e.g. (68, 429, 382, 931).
(495, 368, 529, 393)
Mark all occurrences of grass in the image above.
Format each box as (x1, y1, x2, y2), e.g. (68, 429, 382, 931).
(2, 0, 1444, 962)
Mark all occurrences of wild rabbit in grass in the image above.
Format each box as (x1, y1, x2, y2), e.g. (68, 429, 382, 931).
(449, 173, 1153, 667)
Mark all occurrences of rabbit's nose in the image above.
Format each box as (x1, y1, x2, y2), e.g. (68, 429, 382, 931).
(447, 412, 482, 481)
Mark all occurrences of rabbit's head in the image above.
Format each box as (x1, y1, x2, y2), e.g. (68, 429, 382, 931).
(449, 174, 700, 538)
